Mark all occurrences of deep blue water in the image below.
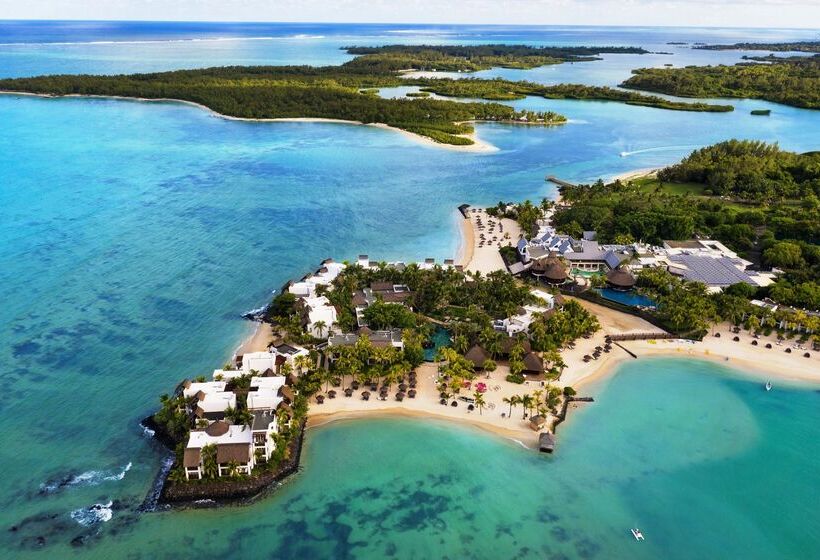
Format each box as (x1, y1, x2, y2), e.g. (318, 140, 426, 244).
(1, 20, 819, 559)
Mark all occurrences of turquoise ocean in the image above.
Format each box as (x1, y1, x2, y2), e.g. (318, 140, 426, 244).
(1, 21, 819, 558)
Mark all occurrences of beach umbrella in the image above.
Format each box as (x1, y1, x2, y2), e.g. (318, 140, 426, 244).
(344, 388, 353, 397)
(440, 398, 447, 405)
(785, 348, 792, 353)
(396, 392, 405, 401)
(332, 377, 341, 387)
(408, 389, 417, 398)
(751, 340, 758, 346)
(804, 352, 811, 358)
(351, 381, 360, 390)
(765, 343, 772, 349)
(316, 395, 325, 404)
(451, 401, 458, 407)
(399, 383, 408, 391)
(362, 391, 371, 401)
(327, 390, 336, 399)
(409, 381, 417, 388)
(714, 332, 721, 338)
(733, 336, 740, 342)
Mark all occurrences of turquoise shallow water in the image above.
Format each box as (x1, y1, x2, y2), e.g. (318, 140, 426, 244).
(2, 21, 820, 559)
(4, 358, 819, 558)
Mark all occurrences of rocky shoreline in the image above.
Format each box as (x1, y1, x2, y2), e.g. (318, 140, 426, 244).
(139, 416, 307, 509)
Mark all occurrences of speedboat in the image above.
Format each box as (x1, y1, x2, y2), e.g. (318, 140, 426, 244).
(631, 528, 645, 541)
(765, 381, 772, 392)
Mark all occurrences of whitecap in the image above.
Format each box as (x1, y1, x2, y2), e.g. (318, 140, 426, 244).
(70, 501, 113, 527)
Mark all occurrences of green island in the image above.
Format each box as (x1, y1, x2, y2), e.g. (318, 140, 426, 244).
(0, 44, 733, 147)
(414, 78, 733, 111)
(621, 55, 820, 109)
(693, 41, 820, 52)
(343, 44, 649, 71)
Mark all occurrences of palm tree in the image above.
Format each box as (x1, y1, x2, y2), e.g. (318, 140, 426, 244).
(294, 354, 312, 375)
(452, 334, 469, 354)
(473, 391, 486, 415)
(313, 320, 327, 339)
(509, 395, 522, 418)
(520, 394, 534, 419)
(201, 444, 218, 479)
(502, 396, 514, 418)
(481, 359, 497, 379)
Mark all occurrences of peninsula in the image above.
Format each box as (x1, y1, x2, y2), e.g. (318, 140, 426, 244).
(621, 55, 820, 109)
(145, 141, 819, 506)
(0, 44, 734, 148)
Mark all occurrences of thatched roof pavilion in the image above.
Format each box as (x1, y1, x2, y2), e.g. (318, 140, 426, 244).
(499, 337, 532, 356)
(531, 255, 569, 285)
(522, 352, 545, 375)
(538, 432, 556, 453)
(465, 345, 491, 368)
(606, 266, 636, 290)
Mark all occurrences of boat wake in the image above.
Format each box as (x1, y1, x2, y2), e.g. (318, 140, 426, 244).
(620, 144, 699, 157)
(70, 501, 113, 527)
(39, 463, 132, 495)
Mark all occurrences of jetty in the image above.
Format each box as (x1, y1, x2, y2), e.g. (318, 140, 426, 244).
(545, 176, 577, 188)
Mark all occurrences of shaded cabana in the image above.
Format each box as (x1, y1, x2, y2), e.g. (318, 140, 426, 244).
(529, 415, 546, 431)
(605, 266, 636, 291)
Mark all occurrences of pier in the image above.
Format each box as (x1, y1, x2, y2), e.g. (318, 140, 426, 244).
(545, 176, 577, 188)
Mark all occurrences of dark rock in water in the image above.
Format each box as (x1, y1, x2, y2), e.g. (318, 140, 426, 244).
(71, 535, 88, 547)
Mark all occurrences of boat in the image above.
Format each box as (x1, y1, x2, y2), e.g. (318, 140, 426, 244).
(631, 528, 645, 541)
(765, 381, 773, 392)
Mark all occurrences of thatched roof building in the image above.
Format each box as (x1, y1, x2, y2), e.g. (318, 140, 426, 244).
(465, 345, 491, 368)
(531, 255, 569, 284)
(529, 415, 546, 431)
(499, 337, 532, 356)
(522, 352, 545, 375)
(539, 432, 556, 453)
(606, 266, 637, 290)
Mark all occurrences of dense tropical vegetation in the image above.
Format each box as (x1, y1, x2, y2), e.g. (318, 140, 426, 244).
(0, 44, 738, 148)
(622, 56, 820, 109)
(552, 141, 819, 311)
(693, 41, 820, 53)
(343, 44, 649, 71)
(417, 78, 733, 111)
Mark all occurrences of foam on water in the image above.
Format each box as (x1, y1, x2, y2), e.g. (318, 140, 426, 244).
(70, 501, 113, 527)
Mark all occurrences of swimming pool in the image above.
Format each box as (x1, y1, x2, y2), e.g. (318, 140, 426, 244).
(597, 287, 657, 308)
(424, 326, 452, 361)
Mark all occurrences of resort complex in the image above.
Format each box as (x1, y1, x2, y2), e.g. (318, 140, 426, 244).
(148, 143, 819, 503)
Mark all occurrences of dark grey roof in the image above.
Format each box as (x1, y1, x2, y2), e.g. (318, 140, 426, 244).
(604, 251, 623, 269)
(273, 343, 301, 355)
(251, 410, 277, 432)
(668, 254, 756, 287)
(528, 245, 550, 259)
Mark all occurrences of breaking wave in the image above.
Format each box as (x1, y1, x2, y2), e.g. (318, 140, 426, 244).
(70, 501, 113, 527)
(39, 463, 132, 495)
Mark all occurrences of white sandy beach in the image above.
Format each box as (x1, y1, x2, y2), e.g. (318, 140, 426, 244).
(459, 208, 522, 274)
(609, 167, 659, 183)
